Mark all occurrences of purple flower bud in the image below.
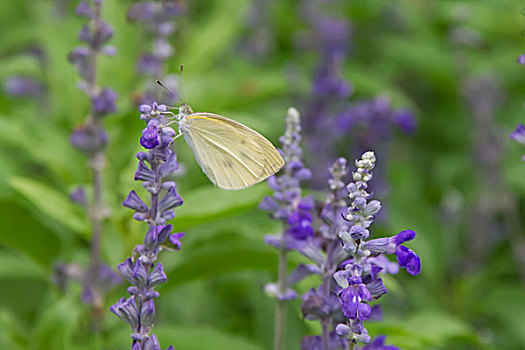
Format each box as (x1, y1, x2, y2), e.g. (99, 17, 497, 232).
(148, 263, 167, 286)
(158, 186, 183, 212)
(110, 296, 139, 328)
(353, 196, 366, 209)
(92, 88, 117, 116)
(160, 210, 175, 221)
(75, 1, 93, 17)
(159, 151, 179, 177)
(349, 225, 369, 240)
(143, 333, 161, 350)
(335, 323, 351, 338)
(133, 259, 148, 285)
(140, 126, 161, 149)
(518, 54, 525, 65)
(133, 212, 148, 221)
(140, 299, 155, 327)
(118, 258, 136, 285)
(123, 190, 148, 212)
(366, 278, 388, 299)
(135, 160, 156, 182)
(156, 225, 172, 243)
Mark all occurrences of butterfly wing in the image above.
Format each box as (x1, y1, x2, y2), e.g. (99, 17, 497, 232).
(182, 113, 284, 190)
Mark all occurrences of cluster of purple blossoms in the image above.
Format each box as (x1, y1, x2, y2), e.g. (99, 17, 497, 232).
(299, 158, 351, 350)
(299, 0, 352, 189)
(295, 152, 420, 350)
(260, 107, 314, 296)
(299, 2, 416, 192)
(111, 102, 184, 350)
(69, 0, 117, 157)
(127, 1, 185, 104)
(334, 152, 420, 347)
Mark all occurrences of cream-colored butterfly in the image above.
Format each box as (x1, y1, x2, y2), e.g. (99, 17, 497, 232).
(166, 102, 284, 190)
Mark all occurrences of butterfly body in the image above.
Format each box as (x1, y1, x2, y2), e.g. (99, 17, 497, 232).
(175, 104, 284, 190)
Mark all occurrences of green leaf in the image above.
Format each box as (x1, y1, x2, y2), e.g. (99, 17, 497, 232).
(0, 200, 60, 267)
(109, 324, 265, 350)
(165, 241, 276, 289)
(9, 177, 88, 236)
(180, 0, 248, 71)
(484, 284, 525, 346)
(0, 250, 47, 280)
(0, 309, 27, 350)
(173, 184, 270, 230)
(29, 295, 83, 350)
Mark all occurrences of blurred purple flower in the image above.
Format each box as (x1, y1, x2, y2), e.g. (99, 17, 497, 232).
(518, 53, 525, 65)
(92, 88, 117, 117)
(3, 76, 44, 97)
(127, 1, 185, 104)
(70, 124, 108, 155)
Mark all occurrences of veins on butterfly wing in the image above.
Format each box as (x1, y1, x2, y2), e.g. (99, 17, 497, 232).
(223, 159, 234, 168)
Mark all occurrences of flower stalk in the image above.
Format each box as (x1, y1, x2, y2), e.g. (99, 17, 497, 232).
(259, 107, 313, 350)
(67, 0, 119, 329)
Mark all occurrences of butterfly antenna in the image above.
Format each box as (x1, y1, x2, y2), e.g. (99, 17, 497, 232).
(180, 64, 187, 103)
(156, 79, 177, 97)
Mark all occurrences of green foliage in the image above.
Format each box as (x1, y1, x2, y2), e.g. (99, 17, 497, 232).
(0, 0, 524, 349)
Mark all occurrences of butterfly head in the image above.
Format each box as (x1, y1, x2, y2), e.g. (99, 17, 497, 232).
(179, 103, 193, 116)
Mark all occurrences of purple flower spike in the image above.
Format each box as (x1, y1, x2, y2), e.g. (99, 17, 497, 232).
(333, 152, 422, 345)
(396, 246, 421, 275)
(518, 54, 525, 65)
(113, 101, 184, 349)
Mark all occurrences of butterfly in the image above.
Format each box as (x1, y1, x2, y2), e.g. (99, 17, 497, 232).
(168, 103, 285, 190)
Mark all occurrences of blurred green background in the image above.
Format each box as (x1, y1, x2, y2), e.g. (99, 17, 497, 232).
(1, 0, 525, 349)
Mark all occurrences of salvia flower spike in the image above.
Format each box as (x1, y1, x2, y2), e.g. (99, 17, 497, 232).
(112, 102, 184, 350)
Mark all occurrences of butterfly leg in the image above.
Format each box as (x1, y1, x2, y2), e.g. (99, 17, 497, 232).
(167, 132, 182, 148)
